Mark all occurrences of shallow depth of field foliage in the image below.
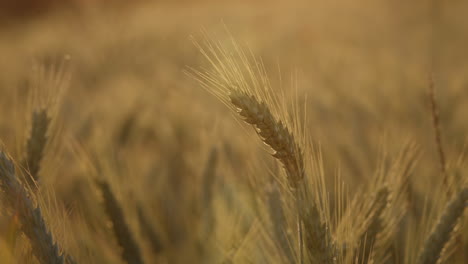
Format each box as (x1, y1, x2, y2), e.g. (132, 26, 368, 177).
(0, 0, 467, 263)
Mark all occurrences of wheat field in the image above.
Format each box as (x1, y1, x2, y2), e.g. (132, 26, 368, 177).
(0, 0, 467, 263)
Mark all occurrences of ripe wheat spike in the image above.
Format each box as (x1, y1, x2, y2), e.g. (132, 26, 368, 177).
(191, 34, 338, 263)
(0, 151, 74, 264)
(416, 187, 468, 264)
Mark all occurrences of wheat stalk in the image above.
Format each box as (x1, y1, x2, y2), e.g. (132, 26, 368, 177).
(191, 35, 339, 263)
(228, 76, 338, 264)
(0, 151, 74, 264)
(229, 85, 337, 263)
(416, 187, 467, 264)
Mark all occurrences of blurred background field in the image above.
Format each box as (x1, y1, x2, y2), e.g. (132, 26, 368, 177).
(0, 0, 467, 263)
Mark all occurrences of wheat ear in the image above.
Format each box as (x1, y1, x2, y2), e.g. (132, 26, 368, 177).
(297, 197, 337, 264)
(192, 36, 338, 263)
(266, 184, 295, 263)
(22, 109, 51, 189)
(230, 90, 338, 263)
(230, 90, 304, 188)
(0, 151, 73, 264)
(96, 179, 144, 264)
(416, 187, 467, 264)
(20, 59, 70, 190)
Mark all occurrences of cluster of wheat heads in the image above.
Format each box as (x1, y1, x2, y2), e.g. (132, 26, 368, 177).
(190, 35, 467, 264)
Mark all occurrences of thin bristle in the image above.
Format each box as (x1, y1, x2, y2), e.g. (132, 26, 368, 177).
(0, 151, 72, 264)
(96, 179, 144, 264)
(416, 187, 468, 264)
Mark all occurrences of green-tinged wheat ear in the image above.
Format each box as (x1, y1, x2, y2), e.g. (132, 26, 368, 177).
(229, 90, 304, 188)
(0, 151, 74, 264)
(23, 109, 51, 189)
(416, 187, 468, 264)
(356, 186, 389, 263)
(95, 179, 144, 264)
